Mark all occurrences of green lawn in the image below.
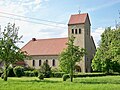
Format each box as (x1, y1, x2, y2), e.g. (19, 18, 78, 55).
(0, 76, 120, 90)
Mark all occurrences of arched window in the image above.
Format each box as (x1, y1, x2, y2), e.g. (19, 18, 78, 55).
(72, 29, 74, 34)
(46, 60, 48, 64)
(33, 60, 35, 66)
(52, 59, 55, 66)
(75, 29, 77, 34)
(39, 60, 41, 66)
(79, 29, 81, 34)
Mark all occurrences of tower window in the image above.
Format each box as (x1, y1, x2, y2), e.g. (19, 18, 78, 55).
(75, 29, 77, 34)
(33, 60, 35, 66)
(52, 59, 55, 66)
(39, 60, 41, 66)
(79, 29, 81, 34)
(72, 29, 74, 34)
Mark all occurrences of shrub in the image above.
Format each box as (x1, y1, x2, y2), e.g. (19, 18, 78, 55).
(39, 61, 51, 78)
(73, 73, 106, 78)
(52, 72, 65, 78)
(24, 70, 38, 77)
(38, 73, 44, 80)
(24, 67, 35, 71)
(33, 70, 38, 77)
(1, 73, 4, 79)
(13, 66, 24, 77)
(8, 67, 15, 77)
(62, 74, 70, 81)
(24, 71, 35, 77)
(51, 67, 59, 72)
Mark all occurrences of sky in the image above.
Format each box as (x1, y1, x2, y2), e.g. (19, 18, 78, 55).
(0, 0, 120, 47)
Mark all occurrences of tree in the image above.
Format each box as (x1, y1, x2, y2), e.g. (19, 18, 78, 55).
(92, 27, 120, 73)
(59, 36, 85, 82)
(39, 61, 51, 78)
(0, 23, 27, 81)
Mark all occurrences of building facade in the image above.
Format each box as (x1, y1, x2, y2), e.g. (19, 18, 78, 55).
(21, 13, 96, 72)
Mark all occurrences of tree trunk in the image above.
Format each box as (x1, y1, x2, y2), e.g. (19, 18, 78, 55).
(3, 62, 8, 81)
(70, 63, 73, 82)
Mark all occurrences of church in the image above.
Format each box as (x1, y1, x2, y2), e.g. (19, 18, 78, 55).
(21, 13, 96, 72)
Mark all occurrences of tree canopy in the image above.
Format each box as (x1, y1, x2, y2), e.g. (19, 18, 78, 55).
(92, 27, 120, 73)
(59, 35, 85, 82)
(0, 23, 27, 81)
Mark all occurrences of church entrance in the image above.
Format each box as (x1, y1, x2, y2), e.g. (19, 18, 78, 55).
(75, 65, 81, 72)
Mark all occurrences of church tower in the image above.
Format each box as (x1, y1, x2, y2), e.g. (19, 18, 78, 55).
(68, 13, 96, 72)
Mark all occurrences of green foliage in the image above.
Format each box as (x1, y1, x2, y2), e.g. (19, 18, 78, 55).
(24, 70, 38, 77)
(51, 72, 65, 78)
(24, 71, 35, 77)
(24, 67, 35, 71)
(0, 23, 28, 81)
(92, 27, 120, 73)
(51, 67, 59, 72)
(13, 66, 24, 77)
(38, 73, 44, 80)
(62, 74, 70, 81)
(39, 61, 51, 78)
(59, 35, 85, 82)
(73, 73, 106, 78)
(1, 73, 4, 79)
(8, 66, 15, 77)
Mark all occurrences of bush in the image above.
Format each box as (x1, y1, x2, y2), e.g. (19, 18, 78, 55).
(1, 73, 4, 79)
(33, 70, 38, 77)
(52, 72, 65, 78)
(24, 71, 35, 77)
(24, 70, 38, 77)
(8, 67, 15, 77)
(62, 74, 70, 81)
(51, 67, 59, 72)
(24, 67, 35, 71)
(73, 73, 106, 78)
(39, 61, 51, 78)
(13, 66, 24, 77)
(38, 73, 44, 80)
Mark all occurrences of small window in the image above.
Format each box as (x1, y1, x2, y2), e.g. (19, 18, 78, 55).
(33, 60, 35, 66)
(79, 29, 81, 34)
(72, 29, 74, 34)
(75, 29, 77, 34)
(52, 59, 55, 66)
(46, 60, 48, 64)
(39, 60, 41, 66)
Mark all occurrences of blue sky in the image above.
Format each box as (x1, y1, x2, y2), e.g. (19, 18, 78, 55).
(0, 0, 120, 47)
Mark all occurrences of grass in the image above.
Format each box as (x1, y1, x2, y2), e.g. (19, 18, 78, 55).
(0, 76, 120, 90)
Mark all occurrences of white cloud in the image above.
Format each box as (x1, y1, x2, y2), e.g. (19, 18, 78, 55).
(91, 27, 105, 47)
(0, 0, 68, 48)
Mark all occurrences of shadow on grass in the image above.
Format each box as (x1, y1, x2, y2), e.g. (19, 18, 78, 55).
(20, 79, 61, 83)
(74, 81, 120, 84)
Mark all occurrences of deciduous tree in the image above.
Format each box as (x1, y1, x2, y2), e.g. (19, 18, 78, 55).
(92, 27, 120, 73)
(0, 23, 27, 81)
(59, 36, 85, 82)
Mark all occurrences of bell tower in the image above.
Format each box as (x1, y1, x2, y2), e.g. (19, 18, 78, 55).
(68, 13, 95, 72)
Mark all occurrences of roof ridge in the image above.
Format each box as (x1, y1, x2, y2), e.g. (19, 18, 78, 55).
(71, 13, 88, 16)
(36, 37, 68, 41)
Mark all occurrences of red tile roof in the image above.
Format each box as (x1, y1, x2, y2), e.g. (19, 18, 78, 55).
(68, 13, 88, 25)
(21, 38, 68, 56)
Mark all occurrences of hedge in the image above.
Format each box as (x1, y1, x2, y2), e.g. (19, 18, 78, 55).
(24, 70, 38, 77)
(73, 73, 107, 78)
(51, 72, 65, 78)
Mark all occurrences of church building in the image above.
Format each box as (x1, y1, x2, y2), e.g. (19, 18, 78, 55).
(21, 13, 96, 72)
